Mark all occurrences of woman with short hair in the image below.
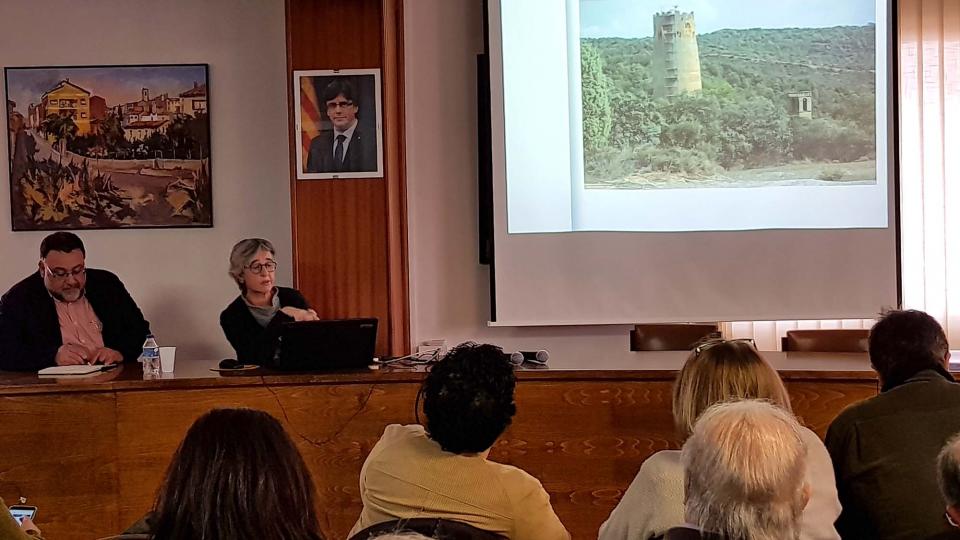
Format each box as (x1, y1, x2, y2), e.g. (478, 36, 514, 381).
(598, 339, 841, 540)
(219, 238, 318, 365)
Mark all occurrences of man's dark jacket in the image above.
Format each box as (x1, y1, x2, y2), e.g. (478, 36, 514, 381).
(826, 367, 960, 540)
(0, 270, 150, 371)
(306, 125, 377, 173)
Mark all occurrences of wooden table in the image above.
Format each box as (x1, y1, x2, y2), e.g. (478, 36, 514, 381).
(0, 353, 882, 540)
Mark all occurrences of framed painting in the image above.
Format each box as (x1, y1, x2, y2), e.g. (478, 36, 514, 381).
(5, 64, 212, 230)
(294, 68, 383, 180)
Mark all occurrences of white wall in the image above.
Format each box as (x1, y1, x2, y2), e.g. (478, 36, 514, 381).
(405, 0, 640, 367)
(0, 0, 291, 360)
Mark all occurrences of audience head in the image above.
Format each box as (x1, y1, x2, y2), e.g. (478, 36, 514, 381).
(682, 399, 809, 540)
(151, 408, 323, 540)
(420, 342, 516, 454)
(869, 309, 950, 388)
(38, 231, 87, 302)
(372, 533, 434, 540)
(228, 238, 278, 294)
(673, 338, 791, 439)
(938, 433, 960, 528)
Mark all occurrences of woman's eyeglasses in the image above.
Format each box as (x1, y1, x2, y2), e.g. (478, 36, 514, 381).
(693, 338, 756, 356)
(245, 261, 278, 274)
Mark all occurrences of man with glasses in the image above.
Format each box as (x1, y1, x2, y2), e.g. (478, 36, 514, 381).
(306, 78, 377, 174)
(0, 232, 150, 371)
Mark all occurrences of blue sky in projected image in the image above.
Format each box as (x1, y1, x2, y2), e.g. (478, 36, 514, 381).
(580, 0, 877, 39)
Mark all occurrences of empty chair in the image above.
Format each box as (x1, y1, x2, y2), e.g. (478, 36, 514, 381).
(630, 324, 720, 351)
(348, 518, 506, 540)
(781, 329, 869, 353)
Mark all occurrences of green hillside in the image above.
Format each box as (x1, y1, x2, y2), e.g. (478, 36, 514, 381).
(581, 25, 877, 185)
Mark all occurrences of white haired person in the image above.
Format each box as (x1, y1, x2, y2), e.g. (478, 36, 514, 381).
(664, 399, 810, 540)
(599, 340, 839, 540)
(938, 432, 960, 530)
(219, 238, 318, 366)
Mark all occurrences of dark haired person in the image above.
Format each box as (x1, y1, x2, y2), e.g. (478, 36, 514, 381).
(306, 78, 377, 173)
(116, 408, 325, 540)
(349, 342, 570, 540)
(0, 232, 150, 371)
(826, 309, 960, 539)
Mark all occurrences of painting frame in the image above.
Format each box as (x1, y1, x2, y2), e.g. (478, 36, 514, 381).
(293, 68, 384, 180)
(5, 63, 213, 231)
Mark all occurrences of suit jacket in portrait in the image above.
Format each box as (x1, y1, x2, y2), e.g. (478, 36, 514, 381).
(0, 269, 151, 372)
(306, 124, 378, 174)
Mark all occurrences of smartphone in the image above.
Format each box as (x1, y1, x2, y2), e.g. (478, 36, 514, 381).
(8, 505, 37, 525)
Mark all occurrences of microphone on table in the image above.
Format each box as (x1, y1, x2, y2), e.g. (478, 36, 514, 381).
(503, 351, 524, 366)
(502, 350, 549, 366)
(520, 350, 549, 364)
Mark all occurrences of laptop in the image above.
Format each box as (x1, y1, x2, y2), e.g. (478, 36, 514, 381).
(275, 318, 378, 371)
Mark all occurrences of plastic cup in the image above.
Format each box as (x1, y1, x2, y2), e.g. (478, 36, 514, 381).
(159, 347, 177, 373)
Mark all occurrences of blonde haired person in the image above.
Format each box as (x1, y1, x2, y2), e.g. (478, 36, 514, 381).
(598, 339, 840, 540)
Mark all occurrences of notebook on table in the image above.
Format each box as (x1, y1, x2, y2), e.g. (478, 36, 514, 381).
(38, 365, 114, 376)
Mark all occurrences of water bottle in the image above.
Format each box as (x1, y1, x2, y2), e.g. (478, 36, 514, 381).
(141, 334, 160, 377)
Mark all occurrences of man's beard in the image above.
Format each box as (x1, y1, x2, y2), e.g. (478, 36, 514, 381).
(52, 287, 84, 302)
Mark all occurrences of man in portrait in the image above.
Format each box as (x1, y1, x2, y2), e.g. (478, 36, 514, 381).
(306, 78, 377, 174)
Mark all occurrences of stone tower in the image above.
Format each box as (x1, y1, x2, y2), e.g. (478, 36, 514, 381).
(652, 8, 702, 99)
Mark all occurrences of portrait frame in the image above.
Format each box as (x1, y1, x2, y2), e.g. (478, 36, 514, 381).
(293, 68, 384, 180)
(5, 63, 212, 231)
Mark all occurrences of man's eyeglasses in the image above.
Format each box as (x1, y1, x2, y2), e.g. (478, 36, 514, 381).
(44, 264, 85, 281)
(693, 338, 756, 356)
(245, 261, 278, 274)
(326, 100, 354, 110)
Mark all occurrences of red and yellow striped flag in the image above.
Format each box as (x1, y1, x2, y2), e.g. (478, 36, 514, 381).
(300, 77, 323, 171)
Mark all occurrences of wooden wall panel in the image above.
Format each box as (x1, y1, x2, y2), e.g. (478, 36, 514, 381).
(286, 0, 409, 356)
(0, 393, 119, 540)
(0, 374, 877, 539)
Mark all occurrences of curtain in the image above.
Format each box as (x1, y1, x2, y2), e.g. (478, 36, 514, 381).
(726, 0, 960, 349)
(899, 0, 960, 345)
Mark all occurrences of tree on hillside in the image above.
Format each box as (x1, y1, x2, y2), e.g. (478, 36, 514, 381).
(41, 114, 78, 164)
(609, 91, 662, 147)
(581, 42, 612, 151)
(98, 112, 126, 154)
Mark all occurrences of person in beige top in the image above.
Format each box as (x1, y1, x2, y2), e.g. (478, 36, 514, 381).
(349, 342, 570, 540)
(599, 338, 841, 540)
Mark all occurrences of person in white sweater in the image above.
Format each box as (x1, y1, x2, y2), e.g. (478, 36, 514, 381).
(598, 338, 841, 540)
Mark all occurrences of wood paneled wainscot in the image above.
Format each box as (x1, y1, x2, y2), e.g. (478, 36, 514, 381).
(0, 352, 880, 540)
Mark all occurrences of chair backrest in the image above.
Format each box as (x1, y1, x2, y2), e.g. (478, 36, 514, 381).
(348, 518, 507, 540)
(629, 324, 720, 351)
(781, 329, 869, 353)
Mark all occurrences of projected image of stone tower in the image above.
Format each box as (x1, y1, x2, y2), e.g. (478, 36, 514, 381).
(652, 8, 703, 98)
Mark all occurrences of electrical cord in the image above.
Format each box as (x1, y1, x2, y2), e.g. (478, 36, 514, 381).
(374, 346, 443, 366)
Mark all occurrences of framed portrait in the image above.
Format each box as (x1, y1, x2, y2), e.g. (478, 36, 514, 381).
(5, 64, 212, 231)
(294, 69, 384, 180)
